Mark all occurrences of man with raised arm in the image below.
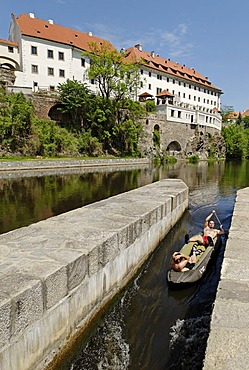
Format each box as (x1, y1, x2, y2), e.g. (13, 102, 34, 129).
(203, 210, 225, 245)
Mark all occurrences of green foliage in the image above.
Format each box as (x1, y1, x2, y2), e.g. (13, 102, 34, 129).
(221, 124, 248, 158)
(57, 79, 93, 132)
(242, 116, 249, 129)
(146, 100, 156, 112)
(0, 89, 34, 152)
(153, 127, 160, 148)
(32, 119, 79, 157)
(188, 155, 199, 163)
(82, 42, 140, 103)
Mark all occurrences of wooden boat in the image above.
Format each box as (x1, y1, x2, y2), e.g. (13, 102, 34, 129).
(167, 235, 222, 287)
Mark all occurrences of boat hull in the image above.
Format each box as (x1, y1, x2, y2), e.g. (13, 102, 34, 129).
(167, 236, 221, 286)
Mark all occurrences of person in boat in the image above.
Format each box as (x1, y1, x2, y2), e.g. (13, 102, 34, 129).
(171, 251, 197, 272)
(186, 210, 225, 247)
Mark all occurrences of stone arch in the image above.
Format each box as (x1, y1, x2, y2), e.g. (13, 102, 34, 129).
(0, 63, 15, 70)
(166, 140, 181, 152)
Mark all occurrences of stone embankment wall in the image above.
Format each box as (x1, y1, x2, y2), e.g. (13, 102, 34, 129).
(0, 179, 188, 370)
(203, 187, 249, 369)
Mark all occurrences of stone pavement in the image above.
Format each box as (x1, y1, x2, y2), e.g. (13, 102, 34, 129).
(203, 187, 249, 369)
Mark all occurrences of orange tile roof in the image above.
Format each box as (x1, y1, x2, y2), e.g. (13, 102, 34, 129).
(0, 38, 18, 47)
(124, 45, 222, 92)
(139, 92, 153, 97)
(156, 90, 174, 97)
(242, 109, 249, 117)
(13, 13, 115, 52)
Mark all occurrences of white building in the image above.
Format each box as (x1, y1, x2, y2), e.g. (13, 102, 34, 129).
(9, 12, 113, 94)
(6, 12, 222, 131)
(124, 44, 223, 131)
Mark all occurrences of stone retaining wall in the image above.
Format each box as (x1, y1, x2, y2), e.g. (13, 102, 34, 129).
(0, 179, 188, 370)
(203, 187, 249, 369)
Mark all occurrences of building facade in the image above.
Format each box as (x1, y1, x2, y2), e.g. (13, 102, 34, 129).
(4, 12, 222, 132)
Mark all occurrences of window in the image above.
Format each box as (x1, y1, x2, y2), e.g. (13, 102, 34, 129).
(8, 46, 14, 53)
(58, 52, 64, 60)
(179, 81, 181, 86)
(189, 95, 191, 100)
(48, 67, 54, 76)
(178, 111, 181, 118)
(91, 79, 95, 84)
(173, 79, 175, 84)
(31, 64, 38, 73)
(171, 110, 175, 117)
(48, 50, 54, 58)
(141, 69, 143, 75)
(50, 86, 55, 91)
(81, 58, 85, 67)
(149, 71, 152, 77)
(59, 69, 65, 77)
(148, 83, 151, 90)
(140, 81, 143, 88)
(31, 46, 37, 55)
(183, 93, 186, 98)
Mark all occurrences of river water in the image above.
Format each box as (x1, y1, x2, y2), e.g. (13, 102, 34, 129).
(0, 160, 249, 369)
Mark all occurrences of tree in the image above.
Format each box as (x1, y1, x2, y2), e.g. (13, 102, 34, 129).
(83, 42, 141, 104)
(57, 79, 93, 132)
(242, 116, 249, 129)
(222, 124, 247, 158)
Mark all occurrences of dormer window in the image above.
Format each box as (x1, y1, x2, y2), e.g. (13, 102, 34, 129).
(8, 46, 14, 53)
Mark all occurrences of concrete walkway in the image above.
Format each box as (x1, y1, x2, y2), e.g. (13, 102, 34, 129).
(203, 187, 249, 369)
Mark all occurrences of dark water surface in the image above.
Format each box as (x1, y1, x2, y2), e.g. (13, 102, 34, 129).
(1, 160, 249, 369)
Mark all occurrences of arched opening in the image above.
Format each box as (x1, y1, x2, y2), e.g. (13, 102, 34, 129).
(48, 103, 71, 122)
(153, 124, 160, 148)
(166, 140, 181, 154)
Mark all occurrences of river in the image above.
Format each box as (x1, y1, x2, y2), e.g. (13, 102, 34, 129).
(0, 159, 248, 369)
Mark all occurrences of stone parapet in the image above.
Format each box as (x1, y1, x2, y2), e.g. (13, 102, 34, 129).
(203, 187, 249, 369)
(0, 179, 188, 370)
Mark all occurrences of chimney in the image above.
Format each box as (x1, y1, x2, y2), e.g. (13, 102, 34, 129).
(120, 48, 126, 54)
(135, 44, 142, 52)
(151, 51, 155, 58)
(29, 13, 35, 18)
(87, 32, 93, 36)
(48, 19, 54, 24)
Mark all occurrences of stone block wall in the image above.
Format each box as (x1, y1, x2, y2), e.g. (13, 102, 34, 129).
(0, 179, 188, 370)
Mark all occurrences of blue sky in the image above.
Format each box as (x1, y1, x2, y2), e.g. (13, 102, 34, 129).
(0, 0, 248, 112)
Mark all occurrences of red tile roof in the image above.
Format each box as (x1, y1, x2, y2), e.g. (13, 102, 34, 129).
(156, 90, 174, 97)
(13, 13, 115, 52)
(0, 38, 18, 47)
(124, 45, 222, 92)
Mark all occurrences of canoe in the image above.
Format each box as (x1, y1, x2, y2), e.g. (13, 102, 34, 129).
(167, 235, 221, 287)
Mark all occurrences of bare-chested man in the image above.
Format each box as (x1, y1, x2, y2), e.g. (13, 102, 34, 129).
(187, 210, 224, 246)
(203, 210, 225, 243)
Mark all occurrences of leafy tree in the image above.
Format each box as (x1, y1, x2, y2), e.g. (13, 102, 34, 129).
(83, 42, 141, 104)
(242, 116, 249, 129)
(221, 124, 247, 158)
(57, 79, 93, 132)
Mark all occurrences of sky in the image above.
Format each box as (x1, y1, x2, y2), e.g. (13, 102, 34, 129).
(0, 0, 248, 112)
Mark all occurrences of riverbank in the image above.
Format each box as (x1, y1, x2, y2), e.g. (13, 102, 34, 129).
(0, 158, 151, 172)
